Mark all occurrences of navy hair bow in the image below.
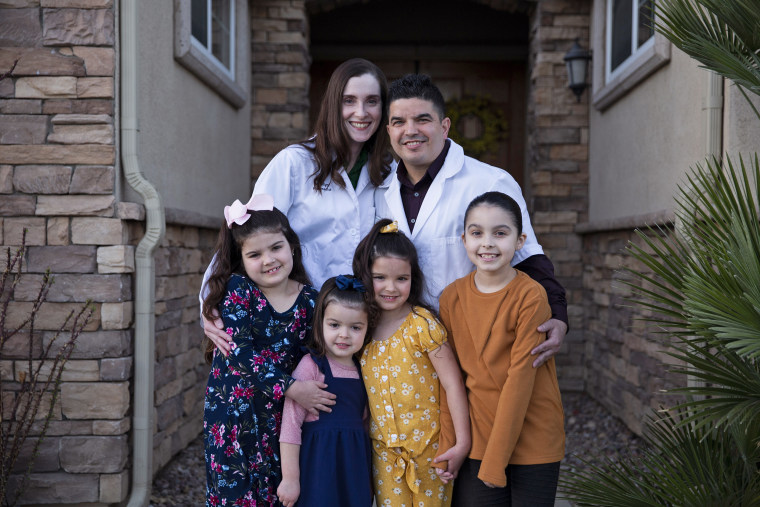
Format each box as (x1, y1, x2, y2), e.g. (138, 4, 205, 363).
(335, 275, 366, 293)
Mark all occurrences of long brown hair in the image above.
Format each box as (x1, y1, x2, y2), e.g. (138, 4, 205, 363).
(203, 208, 310, 363)
(304, 58, 392, 192)
(352, 218, 436, 317)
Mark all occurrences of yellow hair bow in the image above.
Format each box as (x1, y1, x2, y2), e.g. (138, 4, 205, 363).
(379, 221, 398, 234)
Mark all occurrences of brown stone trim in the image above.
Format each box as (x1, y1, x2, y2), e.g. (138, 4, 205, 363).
(575, 209, 674, 234)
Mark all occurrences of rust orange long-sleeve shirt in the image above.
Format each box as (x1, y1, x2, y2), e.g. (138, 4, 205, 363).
(438, 270, 565, 487)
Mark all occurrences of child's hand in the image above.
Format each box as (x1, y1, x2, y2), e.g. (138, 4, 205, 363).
(483, 481, 498, 488)
(277, 478, 300, 507)
(435, 466, 455, 484)
(432, 443, 469, 484)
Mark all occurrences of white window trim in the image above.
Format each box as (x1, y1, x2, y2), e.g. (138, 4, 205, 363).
(174, 0, 246, 108)
(592, 0, 670, 110)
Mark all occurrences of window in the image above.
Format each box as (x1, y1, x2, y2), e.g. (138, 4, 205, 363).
(175, 0, 246, 108)
(191, 0, 235, 80)
(607, 0, 654, 79)
(592, 0, 670, 110)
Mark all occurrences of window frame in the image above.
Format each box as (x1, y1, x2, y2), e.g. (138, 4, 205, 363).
(592, 0, 670, 110)
(605, 0, 653, 82)
(191, 0, 236, 81)
(174, 0, 246, 108)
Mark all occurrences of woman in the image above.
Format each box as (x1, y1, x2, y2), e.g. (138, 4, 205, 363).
(201, 58, 391, 360)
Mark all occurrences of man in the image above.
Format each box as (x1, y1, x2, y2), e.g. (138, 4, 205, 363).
(375, 74, 567, 367)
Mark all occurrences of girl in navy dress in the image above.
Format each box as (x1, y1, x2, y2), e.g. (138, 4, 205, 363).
(277, 275, 374, 507)
(202, 194, 326, 506)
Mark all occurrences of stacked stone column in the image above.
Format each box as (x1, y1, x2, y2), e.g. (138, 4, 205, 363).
(526, 0, 591, 391)
(0, 1, 135, 503)
(250, 0, 311, 178)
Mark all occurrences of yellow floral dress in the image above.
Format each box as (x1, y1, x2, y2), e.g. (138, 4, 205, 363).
(360, 307, 453, 507)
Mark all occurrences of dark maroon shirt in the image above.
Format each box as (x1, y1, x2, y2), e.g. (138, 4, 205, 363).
(396, 139, 451, 232)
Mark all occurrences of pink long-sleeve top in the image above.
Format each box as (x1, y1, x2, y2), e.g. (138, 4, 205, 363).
(280, 354, 366, 445)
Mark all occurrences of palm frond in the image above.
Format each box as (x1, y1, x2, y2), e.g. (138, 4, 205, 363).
(656, 0, 760, 96)
(561, 408, 760, 506)
(663, 339, 760, 430)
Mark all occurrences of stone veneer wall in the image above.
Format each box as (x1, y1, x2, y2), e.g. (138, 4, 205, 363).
(0, 1, 209, 504)
(151, 223, 213, 475)
(526, 0, 590, 391)
(580, 223, 685, 435)
(251, 0, 311, 178)
(0, 1, 128, 503)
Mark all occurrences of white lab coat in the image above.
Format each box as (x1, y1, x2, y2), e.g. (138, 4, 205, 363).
(253, 144, 376, 287)
(374, 139, 543, 307)
(200, 143, 376, 310)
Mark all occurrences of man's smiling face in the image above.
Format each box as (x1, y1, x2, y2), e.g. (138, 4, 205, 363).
(387, 97, 450, 182)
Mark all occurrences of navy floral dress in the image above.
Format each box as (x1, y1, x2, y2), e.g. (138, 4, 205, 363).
(204, 273, 317, 507)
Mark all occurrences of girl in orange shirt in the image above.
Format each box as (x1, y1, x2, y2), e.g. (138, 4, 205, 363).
(438, 192, 565, 506)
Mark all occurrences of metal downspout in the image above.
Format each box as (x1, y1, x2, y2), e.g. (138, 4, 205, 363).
(684, 71, 724, 396)
(120, 0, 165, 505)
(705, 71, 724, 160)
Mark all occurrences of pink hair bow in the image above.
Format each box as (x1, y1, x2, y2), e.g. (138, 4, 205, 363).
(224, 193, 274, 228)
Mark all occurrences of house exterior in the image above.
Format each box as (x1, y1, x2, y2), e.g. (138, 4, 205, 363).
(0, 0, 756, 504)
(582, 0, 760, 434)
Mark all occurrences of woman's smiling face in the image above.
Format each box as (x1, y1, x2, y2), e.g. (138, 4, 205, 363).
(342, 73, 382, 149)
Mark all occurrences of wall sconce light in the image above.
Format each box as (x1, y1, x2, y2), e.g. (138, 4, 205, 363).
(564, 39, 592, 102)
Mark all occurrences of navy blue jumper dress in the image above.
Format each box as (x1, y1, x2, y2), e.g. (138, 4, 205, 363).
(296, 354, 373, 507)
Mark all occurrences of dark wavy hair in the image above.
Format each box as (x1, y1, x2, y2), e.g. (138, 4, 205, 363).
(387, 73, 447, 120)
(352, 218, 435, 317)
(304, 58, 392, 192)
(464, 191, 523, 235)
(310, 275, 374, 359)
(203, 208, 310, 363)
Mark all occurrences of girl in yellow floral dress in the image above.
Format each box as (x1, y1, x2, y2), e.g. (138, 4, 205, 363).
(352, 218, 471, 507)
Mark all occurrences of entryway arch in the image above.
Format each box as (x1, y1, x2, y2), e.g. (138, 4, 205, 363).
(308, 0, 530, 186)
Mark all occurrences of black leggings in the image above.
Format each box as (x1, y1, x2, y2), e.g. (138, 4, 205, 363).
(452, 458, 560, 507)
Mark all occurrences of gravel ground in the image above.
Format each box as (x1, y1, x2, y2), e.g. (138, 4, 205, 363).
(150, 392, 643, 506)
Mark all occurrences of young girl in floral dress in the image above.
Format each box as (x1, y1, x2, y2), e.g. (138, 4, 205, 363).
(352, 219, 471, 507)
(202, 194, 322, 506)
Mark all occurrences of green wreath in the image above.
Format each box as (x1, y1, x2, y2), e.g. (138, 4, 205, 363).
(446, 95, 508, 157)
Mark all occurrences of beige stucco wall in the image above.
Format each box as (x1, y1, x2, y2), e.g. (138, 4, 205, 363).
(129, 1, 251, 218)
(724, 82, 760, 158)
(589, 48, 706, 222)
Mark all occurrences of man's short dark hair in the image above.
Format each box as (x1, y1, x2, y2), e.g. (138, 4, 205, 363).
(387, 74, 446, 120)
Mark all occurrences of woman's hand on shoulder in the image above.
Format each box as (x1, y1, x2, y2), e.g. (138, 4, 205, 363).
(202, 309, 233, 356)
(285, 379, 336, 416)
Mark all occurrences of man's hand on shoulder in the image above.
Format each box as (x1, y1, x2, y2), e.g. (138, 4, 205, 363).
(531, 318, 567, 368)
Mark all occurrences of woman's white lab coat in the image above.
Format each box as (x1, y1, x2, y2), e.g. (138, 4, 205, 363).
(252, 144, 377, 288)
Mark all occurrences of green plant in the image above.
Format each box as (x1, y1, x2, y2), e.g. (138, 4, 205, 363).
(560, 1, 760, 504)
(560, 156, 760, 505)
(0, 232, 93, 506)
